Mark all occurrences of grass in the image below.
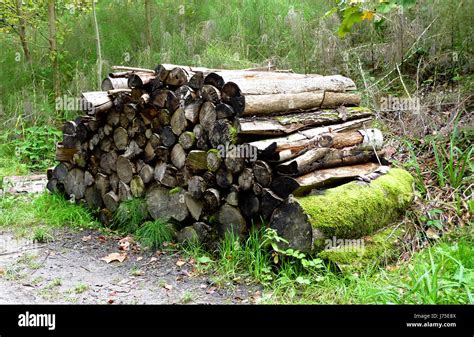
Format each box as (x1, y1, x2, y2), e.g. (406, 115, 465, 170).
(0, 192, 99, 237)
(135, 220, 174, 250)
(112, 198, 149, 233)
(181, 226, 473, 304)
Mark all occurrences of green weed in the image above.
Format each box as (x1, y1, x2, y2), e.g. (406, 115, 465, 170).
(135, 219, 174, 249)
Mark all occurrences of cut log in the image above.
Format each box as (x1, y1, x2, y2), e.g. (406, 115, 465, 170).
(216, 204, 246, 237)
(118, 181, 132, 201)
(239, 192, 260, 219)
(199, 102, 216, 132)
(269, 168, 414, 253)
(99, 150, 118, 175)
(271, 162, 381, 198)
(55, 142, 78, 162)
(276, 147, 381, 176)
(203, 188, 220, 211)
(321, 91, 361, 108)
(215, 72, 356, 95)
(159, 126, 177, 147)
(206, 150, 222, 172)
(170, 143, 186, 169)
(95, 173, 110, 196)
(103, 191, 120, 212)
(250, 118, 372, 162)
(236, 107, 372, 136)
(216, 167, 233, 189)
(170, 108, 187, 136)
(204, 72, 225, 90)
(178, 131, 196, 150)
(185, 150, 208, 173)
(188, 176, 207, 199)
(201, 85, 221, 104)
(116, 155, 135, 184)
(188, 71, 204, 91)
(238, 168, 254, 191)
(84, 171, 94, 186)
(123, 140, 143, 160)
(53, 162, 71, 184)
(128, 72, 156, 88)
(224, 147, 245, 174)
(81, 91, 113, 115)
(209, 119, 234, 148)
(101, 76, 128, 91)
(139, 164, 154, 184)
(64, 168, 85, 200)
(225, 185, 240, 207)
(146, 185, 188, 222)
(113, 127, 129, 150)
(165, 67, 190, 86)
(154, 162, 178, 187)
(185, 193, 204, 221)
(85, 186, 103, 209)
(130, 175, 145, 198)
(216, 103, 235, 119)
(253, 160, 272, 187)
(260, 188, 283, 219)
(184, 100, 202, 124)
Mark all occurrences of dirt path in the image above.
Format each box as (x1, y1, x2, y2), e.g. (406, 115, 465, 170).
(0, 229, 260, 304)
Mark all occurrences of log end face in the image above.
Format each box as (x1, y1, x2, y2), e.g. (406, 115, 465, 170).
(269, 196, 313, 253)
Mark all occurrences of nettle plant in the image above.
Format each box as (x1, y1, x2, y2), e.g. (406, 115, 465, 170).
(262, 228, 325, 284)
(326, 0, 417, 37)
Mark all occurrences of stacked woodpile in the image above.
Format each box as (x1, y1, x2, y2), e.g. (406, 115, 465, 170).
(47, 64, 388, 245)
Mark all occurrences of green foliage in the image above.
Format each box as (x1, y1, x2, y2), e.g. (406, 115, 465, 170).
(112, 198, 148, 233)
(431, 127, 473, 189)
(135, 220, 174, 249)
(3, 126, 62, 172)
(0, 192, 98, 237)
(327, 0, 417, 37)
(32, 227, 54, 243)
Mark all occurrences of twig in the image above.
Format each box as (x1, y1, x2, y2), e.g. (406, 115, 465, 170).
(112, 66, 155, 73)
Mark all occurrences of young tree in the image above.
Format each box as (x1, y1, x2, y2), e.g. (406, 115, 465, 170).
(47, 0, 60, 97)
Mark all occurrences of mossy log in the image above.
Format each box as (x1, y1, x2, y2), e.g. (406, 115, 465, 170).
(318, 224, 408, 274)
(269, 168, 414, 253)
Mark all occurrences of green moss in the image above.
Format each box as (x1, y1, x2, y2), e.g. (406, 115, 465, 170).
(297, 168, 414, 240)
(229, 126, 238, 144)
(207, 148, 220, 155)
(169, 187, 182, 194)
(318, 225, 405, 273)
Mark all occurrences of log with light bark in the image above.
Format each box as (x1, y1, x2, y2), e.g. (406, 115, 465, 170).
(249, 118, 373, 162)
(236, 107, 372, 136)
(271, 162, 381, 198)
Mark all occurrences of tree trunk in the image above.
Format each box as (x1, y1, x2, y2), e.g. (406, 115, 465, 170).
(15, 0, 31, 64)
(48, 0, 60, 97)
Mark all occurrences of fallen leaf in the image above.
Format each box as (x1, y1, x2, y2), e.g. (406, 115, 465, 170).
(164, 283, 173, 290)
(101, 252, 127, 263)
(81, 235, 92, 242)
(176, 260, 186, 267)
(119, 236, 134, 251)
(150, 257, 158, 263)
(426, 228, 440, 240)
(108, 299, 114, 304)
(206, 286, 216, 294)
(98, 235, 106, 242)
(136, 256, 143, 262)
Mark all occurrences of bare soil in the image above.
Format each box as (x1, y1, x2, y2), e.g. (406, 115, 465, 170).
(0, 229, 260, 304)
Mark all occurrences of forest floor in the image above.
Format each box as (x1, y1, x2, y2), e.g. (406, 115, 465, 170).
(0, 228, 260, 304)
